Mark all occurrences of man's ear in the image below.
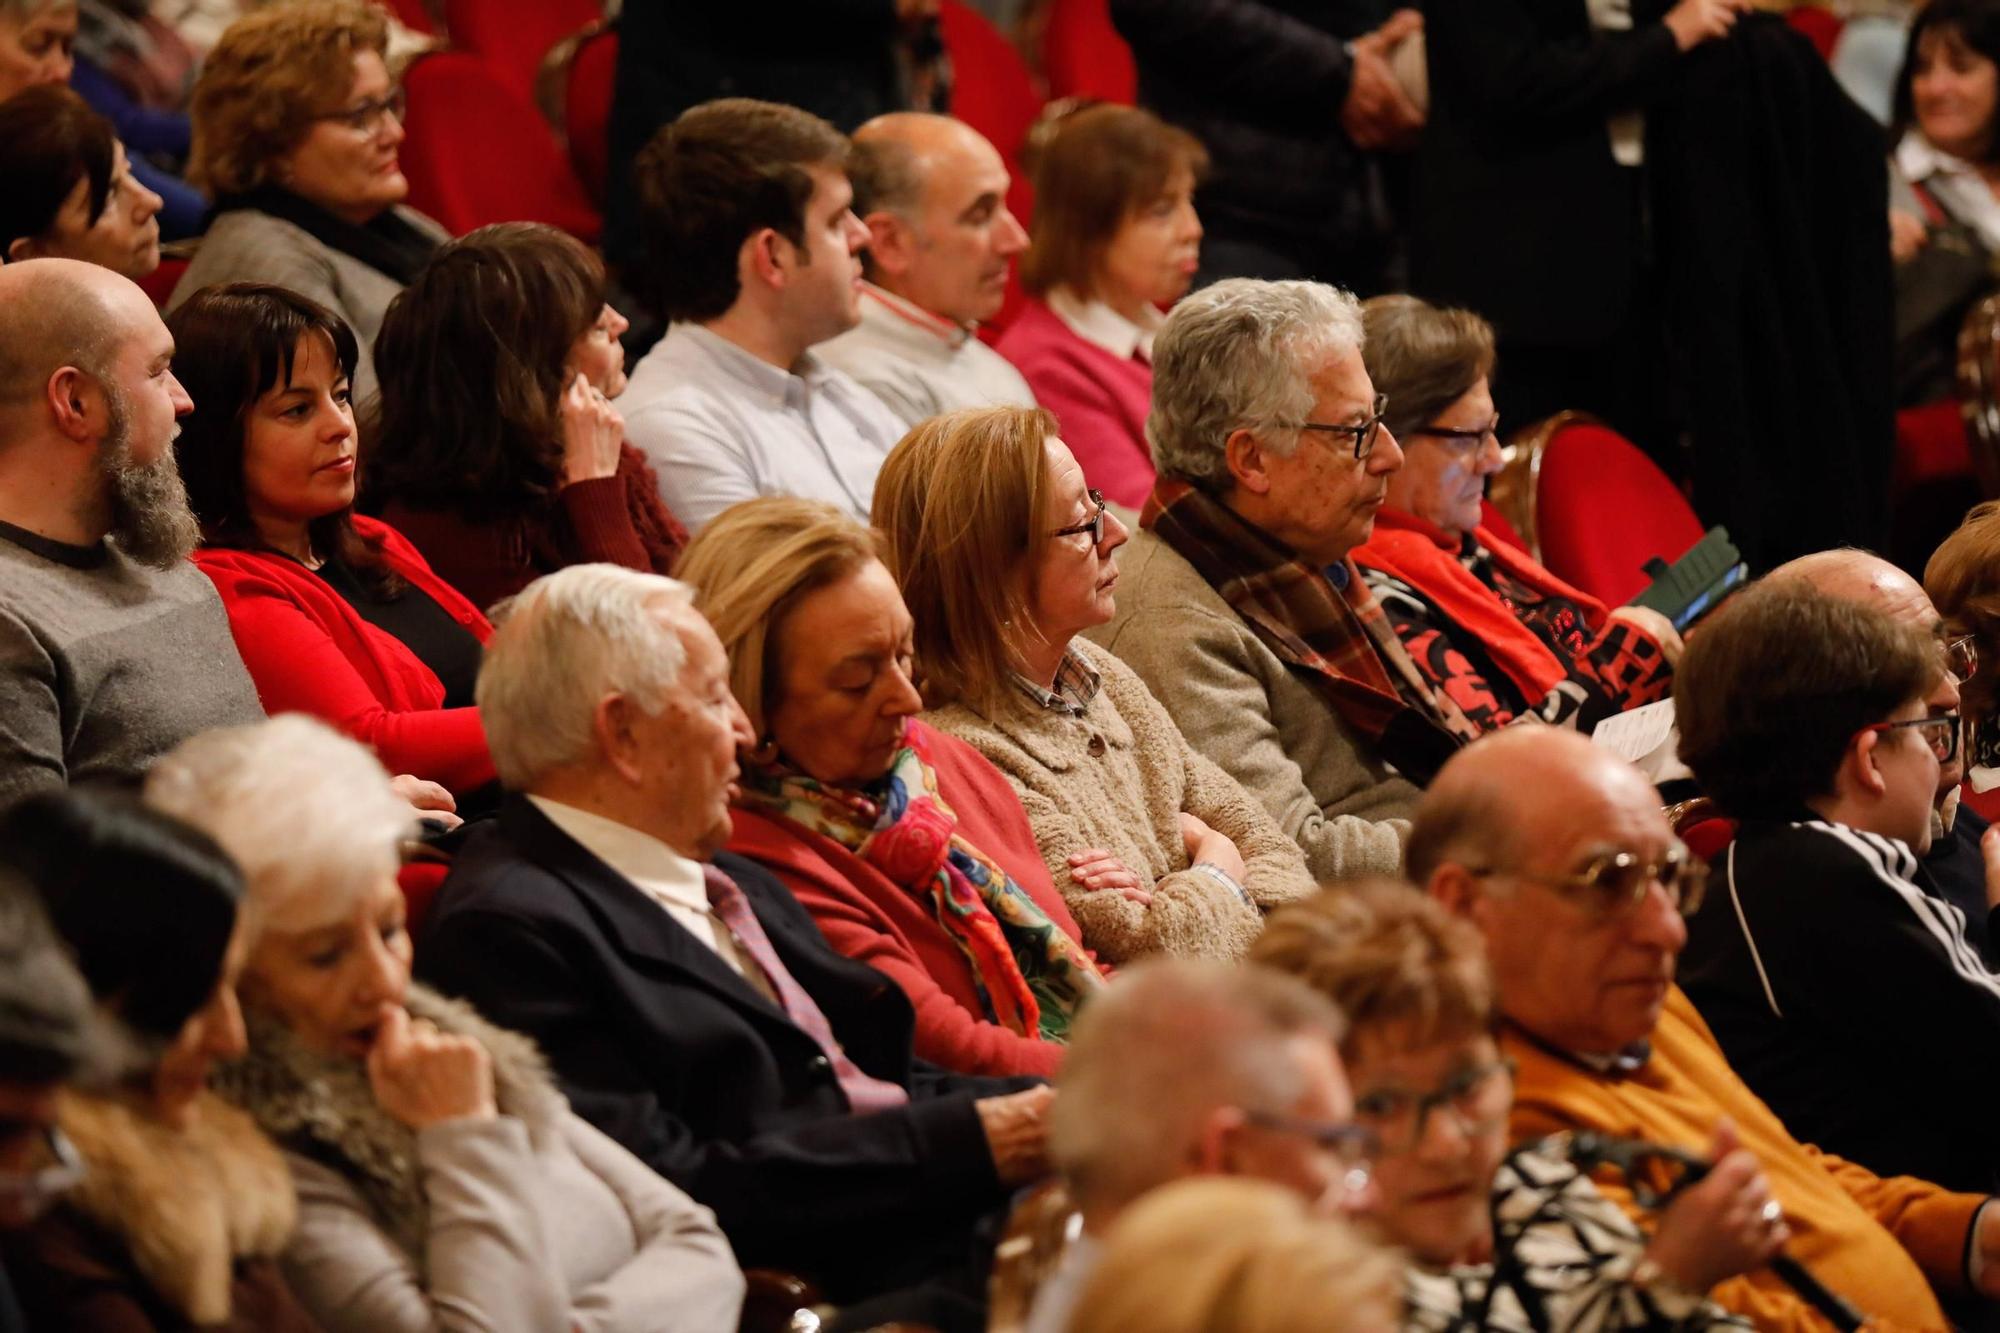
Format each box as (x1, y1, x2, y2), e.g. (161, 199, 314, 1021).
(740, 227, 790, 294)
(593, 693, 646, 786)
(5, 236, 39, 264)
(1841, 728, 1889, 800)
(1223, 426, 1273, 497)
(1188, 1105, 1246, 1179)
(45, 366, 99, 443)
(1428, 862, 1484, 922)
(861, 210, 912, 280)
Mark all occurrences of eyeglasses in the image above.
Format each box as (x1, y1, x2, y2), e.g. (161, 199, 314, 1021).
(315, 87, 406, 135)
(1243, 1110, 1380, 1199)
(1860, 710, 1962, 764)
(1468, 841, 1707, 919)
(1050, 488, 1108, 547)
(1353, 1058, 1516, 1155)
(1411, 416, 1500, 451)
(1946, 634, 1979, 683)
(0, 1127, 83, 1221)
(1298, 392, 1390, 463)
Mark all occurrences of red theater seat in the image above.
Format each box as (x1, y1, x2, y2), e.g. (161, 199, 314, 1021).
(1043, 0, 1137, 104)
(445, 0, 600, 104)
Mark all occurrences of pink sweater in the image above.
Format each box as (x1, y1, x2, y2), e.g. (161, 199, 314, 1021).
(996, 299, 1156, 509)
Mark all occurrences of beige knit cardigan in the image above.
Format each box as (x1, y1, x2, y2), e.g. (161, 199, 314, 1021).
(923, 637, 1316, 963)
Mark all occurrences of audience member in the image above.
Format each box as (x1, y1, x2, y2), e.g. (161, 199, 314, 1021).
(0, 789, 320, 1332)
(1928, 499, 2000, 798)
(1415, 724, 2000, 1328)
(1674, 580, 2000, 1198)
(996, 104, 1206, 509)
(679, 497, 1106, 1079)
(618, 98, 906, 531)
(368, 223, 687, 612)
(1066, 1177, 1402, 1333)
(1254, 880, 1776, 1329)
(151, 715, 746, 1333)
(875, 406, 1316, 963)
(0, 258, 261, 807)
(169, 283, 496, 807)
(1029, 959, 1376, 1333)
(0, 85, 163, 278)
(1111, 0, 1423, 293)
(70, 0, 193, 166)
(1093, 279, 1456, 882)
(1888, 0, 2000, 405)
(173, 0, 447, 413)
(814, 112, 1037, 428)
(1352, 295, 1681, 732)
(417, 565, 1051, 1313)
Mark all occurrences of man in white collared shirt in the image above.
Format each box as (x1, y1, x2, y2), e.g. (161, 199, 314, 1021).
(619, 99, 908, 532)
(816, 113, 1039, 429)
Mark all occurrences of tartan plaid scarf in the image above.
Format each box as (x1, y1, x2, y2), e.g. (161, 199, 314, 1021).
(1146, 478, 1472, 784)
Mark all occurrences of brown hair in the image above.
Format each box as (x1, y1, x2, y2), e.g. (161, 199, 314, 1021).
(187, 0, 389, 196)
(1927, 499, 2000, 727)
(1251, 880, 1494, 1056)
(1359, 295, 1497, 446)
(675, 497, 884, 739)
(871, 405, 1060, 712)
(0, 85, 116, 259)
(1019, 103, 1207, 300)
(1675, 580, 1938, 818)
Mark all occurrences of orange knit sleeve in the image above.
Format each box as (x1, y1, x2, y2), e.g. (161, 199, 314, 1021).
(1804, 1147, 1984, 1297)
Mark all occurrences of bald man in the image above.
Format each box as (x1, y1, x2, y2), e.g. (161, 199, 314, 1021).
(814, 113, 1038, 429)
(0, 258, 261, 806)
(1412, 725, 2000, 1329)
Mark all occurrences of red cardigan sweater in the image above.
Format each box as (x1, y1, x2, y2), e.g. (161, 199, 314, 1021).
(726, 721, 1104, 1078)
(380, 444, 688, 614)
(193, 516, 497, 796)
(996, 298, 1156, 510)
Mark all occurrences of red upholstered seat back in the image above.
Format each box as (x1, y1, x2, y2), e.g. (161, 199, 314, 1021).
(1785, 4, 1844, 59)
(564, 27, 619, 204)
(445, 0, 600, 104)
(940, 1, 1043, 336)
(398, 51, 602, 241)
(1043, 0, 1137, 103)
(1535, 418, 1705, 606)
(137, 256, 188, 310)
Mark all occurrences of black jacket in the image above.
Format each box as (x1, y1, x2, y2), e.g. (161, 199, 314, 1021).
(418, 795, 1027, 1300)
(1680, 813, 2000, 1194)
(1111, 0, 1397, 282)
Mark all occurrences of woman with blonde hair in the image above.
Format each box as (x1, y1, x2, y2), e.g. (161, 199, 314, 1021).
(1927, 499, 2000, 792)
(680, 496, 1106, 1078)
(873, 404, 1315, 964)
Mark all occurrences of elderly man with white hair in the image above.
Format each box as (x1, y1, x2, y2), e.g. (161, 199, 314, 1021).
(1089, 277, 1468, 883)
(416, 563, 1054, 1322)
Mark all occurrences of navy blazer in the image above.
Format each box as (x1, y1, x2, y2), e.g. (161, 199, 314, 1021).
(418, 795, 1028, 1299)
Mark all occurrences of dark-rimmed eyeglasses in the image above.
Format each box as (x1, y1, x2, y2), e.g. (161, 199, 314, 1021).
(315, 87, 406, 135)
(1411, 416, 1500, 451)
(1353, 1057, 1516, 1155)
(1242, 1110, 1380, 1199)
(1946, 634, 1979, 683)
(1050, 489, 1108, 547)
(1297, 392, 1390, 463)
(1860, 711, 1961, 765)
(1468, 841, 1707, 919)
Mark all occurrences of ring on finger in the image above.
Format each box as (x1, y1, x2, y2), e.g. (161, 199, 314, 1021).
(1759, 1199, 1783, 1228)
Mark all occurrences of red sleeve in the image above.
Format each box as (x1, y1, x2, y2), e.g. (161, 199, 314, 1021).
(377, 503, 527, 614)
(200, 561, 497, 796)
(557, 475, 657, 574)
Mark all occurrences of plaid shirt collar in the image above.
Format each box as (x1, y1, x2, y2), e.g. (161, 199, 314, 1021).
(1012, 650, 1102, 718)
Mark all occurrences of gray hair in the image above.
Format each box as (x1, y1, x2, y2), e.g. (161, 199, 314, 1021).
(1147, 278, 1365, 492)
(477, 564, 696, 790)
(1050, 959, 1347, 1215)
(143, 715, 413, 937)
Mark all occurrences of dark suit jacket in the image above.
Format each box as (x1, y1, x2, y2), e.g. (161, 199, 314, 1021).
(418, 795, 1026, 1299)
(1410, 0, 1679, 345)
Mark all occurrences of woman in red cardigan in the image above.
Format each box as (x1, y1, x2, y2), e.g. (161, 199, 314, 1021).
(996, 104, 1207, 510)
(365, 222, 686, 614)
(678, 497, 1118, 1079)
(167, 283, 498, 806)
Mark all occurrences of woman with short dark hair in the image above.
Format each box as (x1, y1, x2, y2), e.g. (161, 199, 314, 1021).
(0, 83, 162, 276)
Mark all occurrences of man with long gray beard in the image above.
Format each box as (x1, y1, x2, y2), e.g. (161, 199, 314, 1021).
(0, 258, 262, 806)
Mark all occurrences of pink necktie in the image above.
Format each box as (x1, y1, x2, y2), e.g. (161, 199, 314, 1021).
(702, 865, 908, 1114)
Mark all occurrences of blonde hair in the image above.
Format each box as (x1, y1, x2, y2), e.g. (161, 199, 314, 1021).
(142, 715, 413, 937)
(187, 0, 390, 196)
(676, 498, 885, 739)
(1251, 880, 1495, 1057)
(872, 405, 1060, 711)
(1927, 498, 2000, 728)
(1070, 1178, 1402, 1333)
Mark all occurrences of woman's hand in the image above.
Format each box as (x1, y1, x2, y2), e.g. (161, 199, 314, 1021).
(367, 1004, 498, 1130)
(1068, 848, 1151, 905)
(1177, 812, 1251, 886)
(389, 774, 460, 831)
(1606, 605, 1685, 666)
(1664, 0, 1749, 51)
(1891, 209, 1931, 265)
(559, 372, 624, 486)
(1642, 1121, 1788, 1292)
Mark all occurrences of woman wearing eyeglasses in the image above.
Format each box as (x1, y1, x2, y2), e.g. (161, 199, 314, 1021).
(874, 405, 1317, 965)
(0, 789, 324, 1333)
(1351, 296, 1682, 736)
(169, 0, 445, 416)
(1255, 880, 1775, 1331)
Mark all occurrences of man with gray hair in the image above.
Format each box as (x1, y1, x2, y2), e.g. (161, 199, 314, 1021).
(1088, 277, 1468, 884)
(1024, 958, 1375, 1333)
(0, 257, 262, 807)
(815, 112, 1038, 428)
(420, 563, 1053, 1321)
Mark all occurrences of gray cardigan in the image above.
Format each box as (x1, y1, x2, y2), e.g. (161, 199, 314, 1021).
(167, 205, 449, 413)
(1087, 529, 1418, 881)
